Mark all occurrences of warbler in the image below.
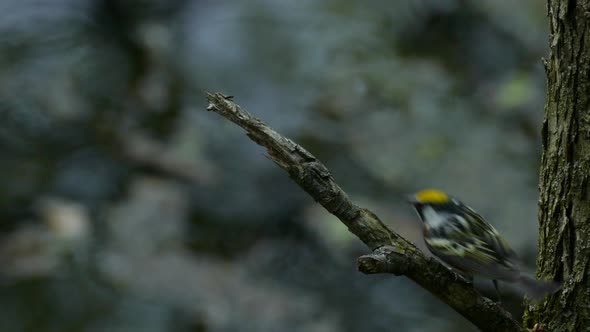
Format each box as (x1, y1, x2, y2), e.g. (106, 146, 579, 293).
(407, 189, 561, 301)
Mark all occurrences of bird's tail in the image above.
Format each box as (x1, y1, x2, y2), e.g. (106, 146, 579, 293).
(517, 275, 562, 301)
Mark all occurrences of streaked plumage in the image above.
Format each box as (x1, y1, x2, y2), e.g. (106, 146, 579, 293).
(408, 189, 561, 300)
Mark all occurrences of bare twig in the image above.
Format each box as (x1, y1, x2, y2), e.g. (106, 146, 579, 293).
(205, 92, 523, 332)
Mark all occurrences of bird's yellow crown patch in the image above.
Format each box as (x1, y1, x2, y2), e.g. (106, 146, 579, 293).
(415, 189, 450, 203)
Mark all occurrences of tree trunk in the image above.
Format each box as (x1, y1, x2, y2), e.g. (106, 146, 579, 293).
(524, 1, 590, 330)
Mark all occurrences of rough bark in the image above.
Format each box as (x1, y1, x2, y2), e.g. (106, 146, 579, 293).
(523, 1, 590, 330)
(206, 93, 523, 332)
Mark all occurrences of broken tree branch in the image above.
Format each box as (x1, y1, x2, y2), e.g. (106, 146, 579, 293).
(205, 92, 523, 332)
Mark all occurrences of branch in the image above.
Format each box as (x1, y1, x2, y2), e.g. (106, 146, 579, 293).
(205, 92, 523, 332)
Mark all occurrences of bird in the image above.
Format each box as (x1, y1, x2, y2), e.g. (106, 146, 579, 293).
(407, 189, 561, 301)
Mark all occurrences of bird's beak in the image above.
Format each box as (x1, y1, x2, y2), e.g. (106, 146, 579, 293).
(404, 194, 418, 204)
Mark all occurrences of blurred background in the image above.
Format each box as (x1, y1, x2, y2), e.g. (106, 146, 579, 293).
(0, 0, 548, 331)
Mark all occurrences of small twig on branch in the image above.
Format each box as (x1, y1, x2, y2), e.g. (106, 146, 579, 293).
(205, 92, 523, 332)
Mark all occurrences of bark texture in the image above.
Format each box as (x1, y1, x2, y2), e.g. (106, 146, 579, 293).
(524, 1, 590, 330)
(206, 93, 523, 332)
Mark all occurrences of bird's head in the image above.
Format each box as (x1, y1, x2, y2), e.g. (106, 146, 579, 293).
(407, 189, 451, 206)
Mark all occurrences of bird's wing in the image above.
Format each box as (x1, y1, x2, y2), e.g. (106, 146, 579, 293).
(425, 206, 520, 280)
